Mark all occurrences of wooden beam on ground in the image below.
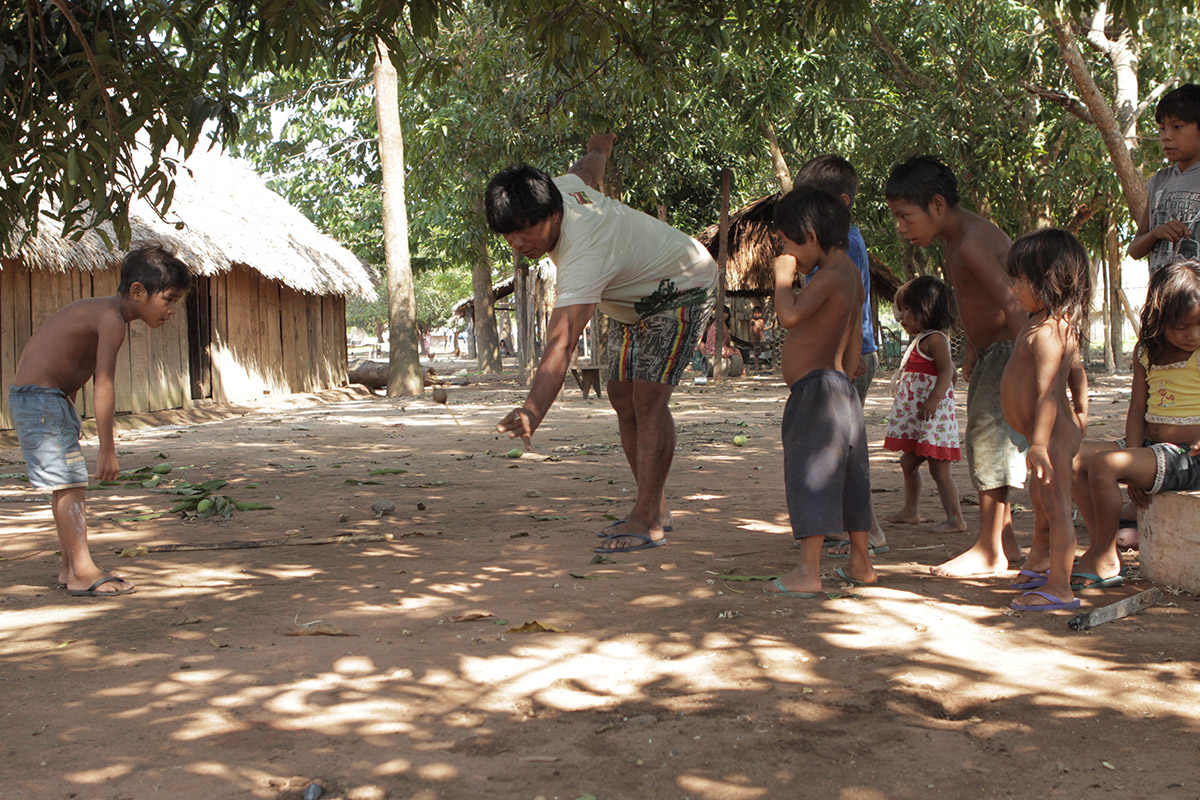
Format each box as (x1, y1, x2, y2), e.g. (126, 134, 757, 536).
(1068, 587, 1162, 630)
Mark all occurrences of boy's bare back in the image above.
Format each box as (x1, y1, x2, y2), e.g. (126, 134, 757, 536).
(777, 253, 863, 386)
(942, 210, 1024, 350)
(13, 297, 129, 395)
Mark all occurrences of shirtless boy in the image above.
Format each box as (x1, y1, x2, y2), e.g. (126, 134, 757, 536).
(885, 156, 1028, 578)
(762, 187, 875, 597)
(9, 245, 190, 596)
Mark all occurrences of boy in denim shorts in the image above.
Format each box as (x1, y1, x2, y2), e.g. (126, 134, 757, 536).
(485, 134, 717, 554)
(9, 245, 190, 596)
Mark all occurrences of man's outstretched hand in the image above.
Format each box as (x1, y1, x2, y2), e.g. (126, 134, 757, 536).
(496, 407, 538, 451)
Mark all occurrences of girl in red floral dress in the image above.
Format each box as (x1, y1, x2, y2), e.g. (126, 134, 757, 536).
(884, 276, 967, 533)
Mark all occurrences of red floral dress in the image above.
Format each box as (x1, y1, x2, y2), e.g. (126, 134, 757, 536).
(883, 331, 961, 461)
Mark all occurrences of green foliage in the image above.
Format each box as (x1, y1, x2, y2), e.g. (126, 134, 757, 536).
(0, 0, 353, 245)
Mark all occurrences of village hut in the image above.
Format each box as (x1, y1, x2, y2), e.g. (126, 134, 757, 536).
(695, 193, 903, 300)
(0, 148, 375, 430)
(695, 193, 903, 353)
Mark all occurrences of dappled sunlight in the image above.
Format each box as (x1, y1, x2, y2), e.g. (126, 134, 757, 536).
(4, 378, 1200, 799)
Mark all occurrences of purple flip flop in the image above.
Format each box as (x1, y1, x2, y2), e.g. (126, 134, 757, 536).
(1010, 590, 1080, 611)
(1009, 569, 1048, 590)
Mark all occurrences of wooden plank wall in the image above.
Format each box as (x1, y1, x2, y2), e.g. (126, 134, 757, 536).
(208, 266, 347, 405)
(3, 261, 349, 428)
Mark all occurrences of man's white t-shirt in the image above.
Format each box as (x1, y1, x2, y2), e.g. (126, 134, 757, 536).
(548, 174, 717, 325)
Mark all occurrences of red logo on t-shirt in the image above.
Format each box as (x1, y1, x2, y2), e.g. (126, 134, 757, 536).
(568, 191, 592, 205)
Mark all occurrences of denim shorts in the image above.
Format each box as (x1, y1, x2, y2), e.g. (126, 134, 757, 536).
(1114, 437, 1200, 494)
(8, 385, 89, 491)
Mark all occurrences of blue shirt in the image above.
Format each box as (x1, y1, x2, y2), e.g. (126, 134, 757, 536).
(848, 225, 878, 354)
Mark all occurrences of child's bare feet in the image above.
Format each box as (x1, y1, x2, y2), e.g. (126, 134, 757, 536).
(930, 544, 1010, 578)
(884, 511, 923, 524)
(929, 517, 968, 533)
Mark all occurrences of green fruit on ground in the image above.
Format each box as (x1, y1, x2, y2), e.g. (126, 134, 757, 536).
(506, 448, 523, 458)
(733, 435, 747, 446)
(152, 464, 172, 474)
(197, 498, 213, 513)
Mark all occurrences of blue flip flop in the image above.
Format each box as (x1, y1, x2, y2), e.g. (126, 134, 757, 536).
(597, 519, 674, 537)
(1070, 571, 1125, 591)
(594, 532, 666, 554)
(827, 544, 890, 558)
(1010, 569, 1049, 590)
(833, 566, 873, 586)
(762, 578, 823, 599)
(1010, 590, 1081, 611)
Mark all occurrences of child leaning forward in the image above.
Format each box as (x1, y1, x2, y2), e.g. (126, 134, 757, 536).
(9, 245, 191, 597)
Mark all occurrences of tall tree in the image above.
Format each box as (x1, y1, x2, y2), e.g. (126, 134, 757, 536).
(374, 39, 423, 396)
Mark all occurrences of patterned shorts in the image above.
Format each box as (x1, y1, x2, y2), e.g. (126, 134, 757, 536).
(605, 301, 710, 385)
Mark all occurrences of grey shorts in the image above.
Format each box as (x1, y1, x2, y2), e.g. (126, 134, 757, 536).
(1116, 438, 1200, 494)
(965, 340, 1028, 491)
(606, 300, 710, 386)
(8, 385, 89, 492)
(782, 370, 873, 538)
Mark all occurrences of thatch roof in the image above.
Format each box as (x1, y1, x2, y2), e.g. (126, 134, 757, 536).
(3, 146, 375, 298)
(696, 193, 902, 301)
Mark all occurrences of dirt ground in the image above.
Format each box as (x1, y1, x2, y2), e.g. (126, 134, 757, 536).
(2, 363, 1200, 800)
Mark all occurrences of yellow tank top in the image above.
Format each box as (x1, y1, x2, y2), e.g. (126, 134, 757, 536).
(1141, 348, 1200, 424)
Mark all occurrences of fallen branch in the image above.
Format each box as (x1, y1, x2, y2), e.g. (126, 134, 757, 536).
(114, 532, 394, 554)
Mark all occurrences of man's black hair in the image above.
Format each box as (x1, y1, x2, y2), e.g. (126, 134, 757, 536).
(118, 244, 191, 297)
(774, 186, 850, 251)
(796, 154, 859, 205)
(1156, 84, 1200, 127)
(885, 155, 959, 210)
(484, 164, 564, 234)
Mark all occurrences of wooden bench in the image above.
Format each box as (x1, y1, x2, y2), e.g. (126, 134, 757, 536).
(1138, 491, 1200, 592)
(569, 367, 602, 400)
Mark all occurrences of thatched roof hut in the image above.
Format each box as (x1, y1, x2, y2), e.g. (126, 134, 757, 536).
(696, 193, 902, 301)
(1, 147, 375, 429)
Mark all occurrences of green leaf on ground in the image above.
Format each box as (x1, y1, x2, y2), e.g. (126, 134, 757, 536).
(368, 468, 408, 475)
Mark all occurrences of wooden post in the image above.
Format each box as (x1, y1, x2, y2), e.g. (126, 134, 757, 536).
(515, 252, 535, 385)
(713, 168, 731, 381)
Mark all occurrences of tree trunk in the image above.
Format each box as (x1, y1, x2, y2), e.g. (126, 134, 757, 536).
(472, 198, 502, 373)
(1047, 12, 1147, 221)
(762, 122, 793, 193)
(373, 38, 423, 397)
(1107, 211, 1124, 369)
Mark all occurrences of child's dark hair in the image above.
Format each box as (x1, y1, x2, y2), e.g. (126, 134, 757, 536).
(885, 155, 959, 210)
(1155, 84, 1200, 127)
(796, 154, 859, 205)
(774, 186, 849, 251)
(895, 275, 956, 332)
(1137, 260, 1200, 363)
(118, 244, 191, 297)
(484, 164, 564, 234)
(1005, 228, 1092, 343)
